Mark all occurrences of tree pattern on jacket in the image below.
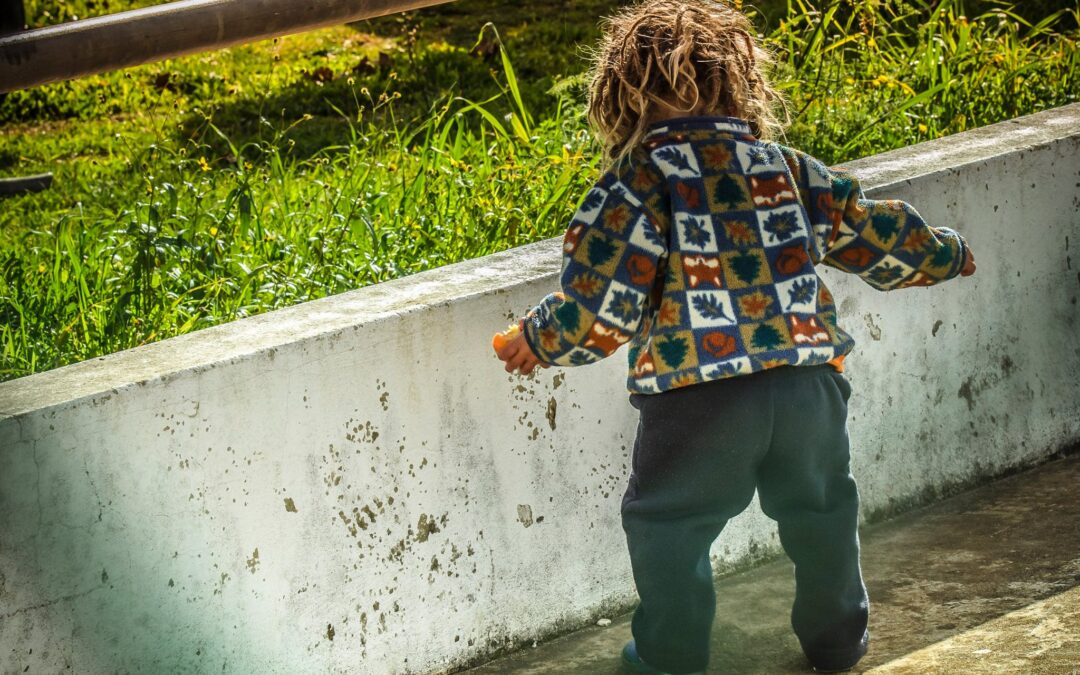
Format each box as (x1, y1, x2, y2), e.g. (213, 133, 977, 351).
(522, 117, 967, 393)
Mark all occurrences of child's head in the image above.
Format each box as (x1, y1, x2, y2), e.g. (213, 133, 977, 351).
(587, 0, 785, 162)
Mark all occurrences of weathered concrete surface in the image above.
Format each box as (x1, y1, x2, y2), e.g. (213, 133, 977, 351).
(467, 451, 1080, 673)
(868, 586, 1080, 674)
(1, 104, 1079, 674)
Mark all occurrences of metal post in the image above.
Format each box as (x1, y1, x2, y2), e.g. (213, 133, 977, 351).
(0, 1, 55, 198)
(0, 0, 455, 93)
(0, 173, 54, 196)
(0, 0, 26, 37)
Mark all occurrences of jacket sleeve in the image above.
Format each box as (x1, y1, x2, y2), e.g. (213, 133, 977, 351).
(522, 168, 668, 367)
(779, 146, 967, 291)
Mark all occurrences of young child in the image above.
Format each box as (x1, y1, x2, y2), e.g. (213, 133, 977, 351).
(494, 1, 975, 672)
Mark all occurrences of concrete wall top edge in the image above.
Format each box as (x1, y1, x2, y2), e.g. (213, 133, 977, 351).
(840, 102, 1080, 189)
(0, 237, 560, 419)
(2, 103, 1078, 419)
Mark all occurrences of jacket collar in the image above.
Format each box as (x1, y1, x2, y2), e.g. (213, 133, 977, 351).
(645, 116, 753, 139)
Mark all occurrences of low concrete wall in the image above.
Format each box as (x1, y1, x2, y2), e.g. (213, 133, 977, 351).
(2, 104, 1078, 674)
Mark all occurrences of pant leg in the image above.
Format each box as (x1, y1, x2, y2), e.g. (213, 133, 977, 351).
(621, 375, 773, 674)
(756, 368, 869, 669)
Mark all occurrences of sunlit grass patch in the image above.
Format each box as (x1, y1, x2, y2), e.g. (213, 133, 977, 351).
(768, 0, 1080, 159)
(1, 50, 599, 379)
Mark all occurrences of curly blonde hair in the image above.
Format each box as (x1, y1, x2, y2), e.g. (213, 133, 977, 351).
(587, 0, 786, 163)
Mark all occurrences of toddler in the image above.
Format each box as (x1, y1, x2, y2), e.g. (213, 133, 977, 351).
(494, 1, 975, 672)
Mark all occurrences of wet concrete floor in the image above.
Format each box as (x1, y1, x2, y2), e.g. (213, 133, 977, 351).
(466, 452, 1080, 674)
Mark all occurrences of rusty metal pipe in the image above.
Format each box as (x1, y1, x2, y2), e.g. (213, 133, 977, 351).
(0, 0, 454, 93)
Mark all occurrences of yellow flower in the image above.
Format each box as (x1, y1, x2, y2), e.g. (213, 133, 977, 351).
(209, 226, 219, 237)
(198, 156, 211, 172)
(918, 124, 928, 134)
(845, 77, 855, 86)
(38, 263, 47, 273)
(867, 37, 877, 49)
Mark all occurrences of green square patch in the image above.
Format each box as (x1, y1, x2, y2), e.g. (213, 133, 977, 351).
(651, 330, 699, 374)
(721, 249, 771, 289)
(574, 229, 626, 279)
(704, 173, 755, 212)
(860, 203, 908, 251)
(554, 302, 596, 345)
(739, 317, 794, 354)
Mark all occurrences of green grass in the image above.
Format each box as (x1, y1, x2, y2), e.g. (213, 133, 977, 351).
(770, 0, 1080, 159)
(1, 0, 1078, 380)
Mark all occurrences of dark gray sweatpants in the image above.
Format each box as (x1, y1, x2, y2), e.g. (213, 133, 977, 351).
(622, 364, 869, 674)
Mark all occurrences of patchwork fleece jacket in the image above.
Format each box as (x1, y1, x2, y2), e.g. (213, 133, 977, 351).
(521, 116, 968, 394)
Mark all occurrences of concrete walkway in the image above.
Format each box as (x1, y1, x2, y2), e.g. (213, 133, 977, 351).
(465, 452, 1080, 674)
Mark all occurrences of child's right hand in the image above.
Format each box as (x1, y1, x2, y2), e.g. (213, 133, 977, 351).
(493, 323, 548, 375)
(960, 245, 977, 277)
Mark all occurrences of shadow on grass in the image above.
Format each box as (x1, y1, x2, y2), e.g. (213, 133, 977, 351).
(169, 0, 630, 163)
(171, 30, 540, 161)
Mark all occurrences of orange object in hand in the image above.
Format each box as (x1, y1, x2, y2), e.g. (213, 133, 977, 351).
(491, 323, 521, 353)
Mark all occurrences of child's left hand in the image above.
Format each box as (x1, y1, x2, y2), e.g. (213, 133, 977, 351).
(494, 327, 548, 376)
(960, 245, 977, 277)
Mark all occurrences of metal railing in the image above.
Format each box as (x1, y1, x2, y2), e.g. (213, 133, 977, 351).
(0, 0, 455, 94)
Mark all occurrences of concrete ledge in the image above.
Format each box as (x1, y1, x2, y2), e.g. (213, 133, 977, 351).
(2, 104, 1079, 674)
(868, 586, 1080, 674)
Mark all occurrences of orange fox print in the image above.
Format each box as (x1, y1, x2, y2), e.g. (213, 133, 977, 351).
(683, 255, 723, 288)
(585, 321, 631, 355)
(564, 223, 584, 255)
(634, 349, 656, 377)
(788, 316, 830, 345)
(750, 174, 796, 208)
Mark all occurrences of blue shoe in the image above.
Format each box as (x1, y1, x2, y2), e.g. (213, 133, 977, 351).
(621, 640, 705, 675)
